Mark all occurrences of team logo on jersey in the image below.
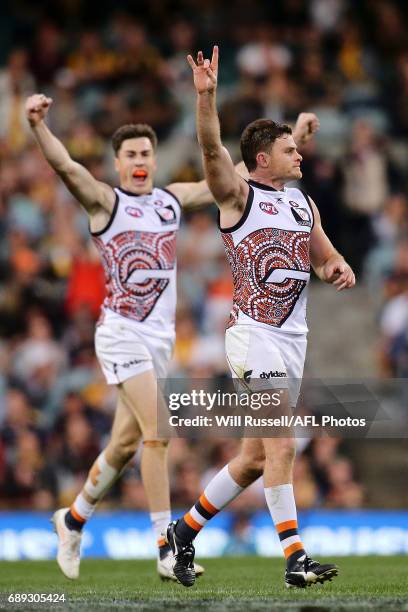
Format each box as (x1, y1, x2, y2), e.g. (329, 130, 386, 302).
(259, 201, 278, 215)
(289, 200, 299, 208)
(155, 205, 176, 225)
(290, 207, 311, 227)
(125, 206, 144, 218)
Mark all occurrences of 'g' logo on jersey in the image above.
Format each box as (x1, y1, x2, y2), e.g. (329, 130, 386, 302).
(259, 201, 278, 215)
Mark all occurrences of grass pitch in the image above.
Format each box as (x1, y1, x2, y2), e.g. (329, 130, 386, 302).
(0, 557, 407, 611)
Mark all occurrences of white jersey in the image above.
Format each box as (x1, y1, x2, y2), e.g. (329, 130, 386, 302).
(92, 186, 181, 339)
(220, 179, 314, 334)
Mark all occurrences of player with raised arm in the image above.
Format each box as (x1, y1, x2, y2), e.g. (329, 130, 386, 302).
(166, 47, 355, 588)
(25, 94, 211, 582)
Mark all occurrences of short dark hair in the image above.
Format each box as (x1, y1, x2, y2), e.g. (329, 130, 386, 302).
(240, 119, 292, 172)
(111, 124, 158, 155)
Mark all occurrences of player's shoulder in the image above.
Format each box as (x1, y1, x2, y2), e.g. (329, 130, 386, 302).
(287, 186, 314, 207)
(157, 185, 182, 208)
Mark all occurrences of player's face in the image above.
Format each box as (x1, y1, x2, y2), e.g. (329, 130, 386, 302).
(265, 134, 303, 181)
(114, 137, 157, 194)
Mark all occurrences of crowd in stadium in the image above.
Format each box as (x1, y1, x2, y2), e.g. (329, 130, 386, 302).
(0, 0, 407, 511)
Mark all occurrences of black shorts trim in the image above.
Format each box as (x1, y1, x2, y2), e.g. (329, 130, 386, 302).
(90, 190, 119, 236)
(218, 185, 254, 234)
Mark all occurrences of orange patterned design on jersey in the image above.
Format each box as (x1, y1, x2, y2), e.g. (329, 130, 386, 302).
(222, 228, 310, 328)
(93, 231, 176, 322)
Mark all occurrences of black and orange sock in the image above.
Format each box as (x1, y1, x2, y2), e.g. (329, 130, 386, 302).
(276, 519, 305, 569)
(64, 506, 85, 532)
(175, 493, 219, 545)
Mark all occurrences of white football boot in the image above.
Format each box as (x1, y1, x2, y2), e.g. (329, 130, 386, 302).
(51, 508, 82, 580)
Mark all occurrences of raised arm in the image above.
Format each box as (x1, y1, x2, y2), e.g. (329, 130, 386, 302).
(26, 94, 114, 216)
(165, 178, 213, 210)
(309, 199, 355, 291)
(186, 47, 248, 217)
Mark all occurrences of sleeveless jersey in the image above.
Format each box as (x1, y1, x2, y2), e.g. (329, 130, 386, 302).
(220, 179, 314, 334)
(92, 186, 181, 338)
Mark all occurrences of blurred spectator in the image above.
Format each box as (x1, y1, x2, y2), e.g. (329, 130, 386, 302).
(30, 22, 64, 87)
(236, 25, 292, 79)
(223, 512, 257, 556)
(1, 430, 57, 509)
(64, 240, 105, 320)
(325, 457, 364, 508)
(11, 312, 66, 408)
(0, 48, 35, 153)
(341, 120, 395, 270)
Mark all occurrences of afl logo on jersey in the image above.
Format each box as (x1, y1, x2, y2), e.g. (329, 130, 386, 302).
(259, 201, 278, 215)
(289, 200, 299, 208)
(125, 206, 144, 218)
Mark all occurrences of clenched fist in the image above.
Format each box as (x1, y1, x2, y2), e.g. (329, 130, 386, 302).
(323, 257, 355, 291)
(293, 112, 320, 146)
(25, 94, 53, 127)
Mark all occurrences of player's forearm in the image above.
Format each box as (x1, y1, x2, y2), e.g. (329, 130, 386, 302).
(181, 179, 214, 209)
(31, 121, 74, 174)
(196, 91, 222, 157)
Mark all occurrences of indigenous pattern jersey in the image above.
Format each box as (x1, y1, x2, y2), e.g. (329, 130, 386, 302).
(92, 187, 181, 338)
(220, 179, 314, 334)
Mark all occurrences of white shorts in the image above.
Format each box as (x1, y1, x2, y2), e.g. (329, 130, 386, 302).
(95, 310, 174, 385)
(225, 324, 307, 407)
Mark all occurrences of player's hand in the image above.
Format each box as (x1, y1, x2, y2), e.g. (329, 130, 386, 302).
(25, 93, 53, 127)
(293, 112, 320, 146)
(323, 257, 355, 291)
(187, 46, 218, 94)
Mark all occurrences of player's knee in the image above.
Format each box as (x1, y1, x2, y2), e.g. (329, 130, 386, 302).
(239, 453, 265, 478)
(143, 439, 169, 449)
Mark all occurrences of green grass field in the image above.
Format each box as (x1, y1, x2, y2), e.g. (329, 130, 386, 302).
(0, 557, 407, 611)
